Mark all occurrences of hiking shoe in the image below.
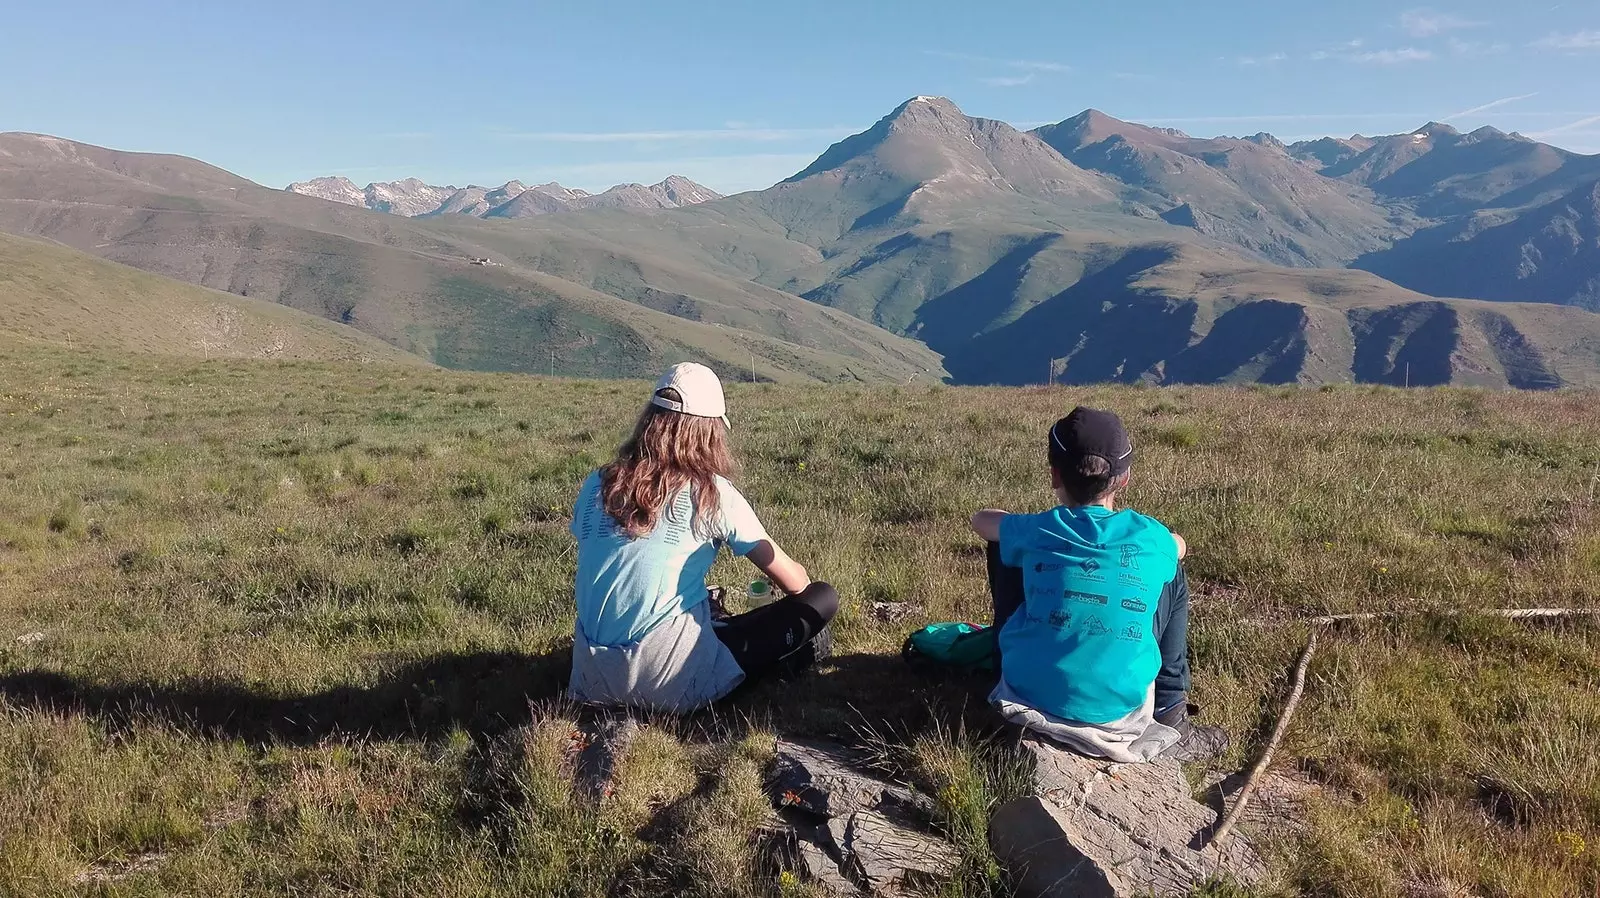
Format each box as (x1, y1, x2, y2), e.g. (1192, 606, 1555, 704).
(706, 586, 733, 622)
(776, 625, 833, 679)
(810, 624, 834, 663)
(1157, 703, 1230, 763)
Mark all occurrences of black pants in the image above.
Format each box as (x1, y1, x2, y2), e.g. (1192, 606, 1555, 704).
(987, 542, 1191, 715)
(713, 581, 838, 680)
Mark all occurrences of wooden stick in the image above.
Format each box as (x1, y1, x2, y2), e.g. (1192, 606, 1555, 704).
(1207, 626, 1320, 850)
(1206, 606, 1595, 852)
(1240, 607, 1600, 627)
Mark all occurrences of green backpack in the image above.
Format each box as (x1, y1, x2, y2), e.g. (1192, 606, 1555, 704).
(901, 622, 1000, 672)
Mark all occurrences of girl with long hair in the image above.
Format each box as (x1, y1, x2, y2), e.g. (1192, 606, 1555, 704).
(568, 362, 838, 711)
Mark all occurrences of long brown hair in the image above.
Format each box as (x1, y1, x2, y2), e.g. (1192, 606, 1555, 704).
(600, 388, 734, 538)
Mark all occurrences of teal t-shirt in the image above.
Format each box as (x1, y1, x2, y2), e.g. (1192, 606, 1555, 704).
(996, 506, 1180, 725)
(570, 471, 770, 647)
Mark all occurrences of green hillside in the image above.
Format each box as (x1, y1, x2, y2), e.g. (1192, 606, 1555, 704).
(461, 99, 1600, 389)
(4, 106, 1600, 389)
(1, 343, 1597, 895)
(0, 231, 423, 363)
(0, 131, 944, 385)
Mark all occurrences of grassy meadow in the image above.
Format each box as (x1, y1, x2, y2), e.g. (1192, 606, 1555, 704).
(1, 339, 1598, 897)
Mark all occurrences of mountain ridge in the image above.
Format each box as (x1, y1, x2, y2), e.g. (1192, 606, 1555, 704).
(285, 173, 722, 219)
(3, 96, 1600, 389)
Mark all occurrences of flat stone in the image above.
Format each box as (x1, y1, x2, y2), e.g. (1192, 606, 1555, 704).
(789, 821, 858, 895)
(989, 736, 1264, 898)
(831, 810, 960, 897)
(770, 739, 933, 820)
(1203, 768, 1319, 837)
(571, 715, 640, 800)
(871, 602, 921, 623)
(767, 739, 958, 896)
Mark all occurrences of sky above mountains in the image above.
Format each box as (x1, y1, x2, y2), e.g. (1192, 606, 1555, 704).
(3, 1, 1597, 194)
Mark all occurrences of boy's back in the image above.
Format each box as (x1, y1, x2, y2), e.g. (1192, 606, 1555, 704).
(997, 506, 1180, 725)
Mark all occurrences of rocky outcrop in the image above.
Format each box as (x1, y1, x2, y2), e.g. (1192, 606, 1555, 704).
(766, 739, 957, 896)
(988, 736, 1265, 898)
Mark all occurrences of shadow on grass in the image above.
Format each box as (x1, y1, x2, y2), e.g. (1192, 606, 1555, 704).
(0, 648, 573, 745)
(0, 647, 1011, 749)
(715, 651, 1007, 743)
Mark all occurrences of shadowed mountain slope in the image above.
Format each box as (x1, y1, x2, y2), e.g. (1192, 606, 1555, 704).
(1357, 179, 1600, 311)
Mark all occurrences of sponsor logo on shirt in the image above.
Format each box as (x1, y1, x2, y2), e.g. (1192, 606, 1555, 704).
(1119, 573, 1145, 587)
(1085, 617, 1111, 637)
(1076, 558, 1108, 583)
(1027, 583, 1058, 599)
(1119, 623, 1145, 641)
(1066, 590, 1109, 606)
(1048, 610, 1073, 629)
(1120, 598, 1148, 613)
(1120, 545, 1140, 568)
(1035, 561, 1064, 573)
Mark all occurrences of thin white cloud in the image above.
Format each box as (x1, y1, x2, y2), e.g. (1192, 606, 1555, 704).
(493, 127, 855, 143)
(1400, 9, 1486, 37)
(1447, 93, 1539, 119)
(1133, 111, 1598, 127)
(1354, 47, 1435, 64)
(1238, 52, 1289, 66)
(1531, 114, 1600, 137)
(1533, 30, 1600, 50)
(980, 74, 1035, 87)
(925, 50, 1071, 73)
(1139, 113, 1432, 124)
(1446, 37, 1508, 56)
(1311, 39, 1432, 64)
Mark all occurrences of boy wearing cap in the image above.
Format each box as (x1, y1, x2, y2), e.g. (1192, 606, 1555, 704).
(969, 407, 1226, 763)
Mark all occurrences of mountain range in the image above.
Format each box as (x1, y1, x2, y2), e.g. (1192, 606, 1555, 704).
(1, 95, 1598, 388)
(286, 174, 722, 219)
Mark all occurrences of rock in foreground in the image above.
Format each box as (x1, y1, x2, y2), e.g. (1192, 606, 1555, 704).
(767, 739, 957, 896)
(989, 736, 1265, 898)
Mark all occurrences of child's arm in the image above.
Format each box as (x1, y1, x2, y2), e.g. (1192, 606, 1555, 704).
(744, 540, 811, 594)
(970, 509, 1009, 543)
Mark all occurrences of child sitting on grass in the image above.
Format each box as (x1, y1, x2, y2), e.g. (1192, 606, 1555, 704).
(568, 362, 837, 712)
(969, 406, 1226, 762)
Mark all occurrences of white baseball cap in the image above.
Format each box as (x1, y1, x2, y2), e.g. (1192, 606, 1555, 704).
(650, 362, 729, 426)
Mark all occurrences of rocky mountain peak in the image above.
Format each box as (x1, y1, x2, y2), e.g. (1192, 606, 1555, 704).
(1413, 122, 1461, 139)
(287, 173, 717, 218)
(284, 176, 365, 207)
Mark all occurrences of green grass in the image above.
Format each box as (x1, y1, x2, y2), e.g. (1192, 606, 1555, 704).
(1, 342, 1599, 895)
(0, 231, 423, 365)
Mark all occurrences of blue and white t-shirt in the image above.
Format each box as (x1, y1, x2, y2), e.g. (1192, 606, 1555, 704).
(996, 506, 1180, 725)
(571, 470, 770, 648)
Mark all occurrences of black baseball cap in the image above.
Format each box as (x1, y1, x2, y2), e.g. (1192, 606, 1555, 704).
(1048, 407, 1133, 476)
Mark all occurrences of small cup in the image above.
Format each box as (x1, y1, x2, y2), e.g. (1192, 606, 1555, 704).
(748, 579, 773, 606)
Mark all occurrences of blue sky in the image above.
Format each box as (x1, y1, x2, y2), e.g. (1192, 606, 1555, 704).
(3, 1, 1597, 194)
